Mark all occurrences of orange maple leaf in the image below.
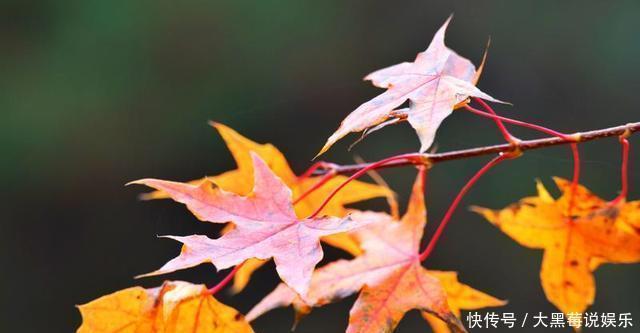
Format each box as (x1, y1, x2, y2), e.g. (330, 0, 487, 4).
(131, 154, 374, 296)
(77, 281, 254, 333)
(142, 123, 392, 293)
(473, 178, 640, 315)
(318, 16, 505, 156)
(421, 271, 507, 333)
(247, 170, 504, 333)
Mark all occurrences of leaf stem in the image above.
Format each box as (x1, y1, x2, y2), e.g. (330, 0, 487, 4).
(307, 153, 425, 219)
(472, 98, 517, 143)
(207, 263, 243, 296)
(419, 152, 515, 261)
(465, 103, 584, 218)
(354, 155, 400, 219)
(567, 143, 580, 219)
(293, 170, 337, 205)
(467, 104, 582, 216)
(299, 161, 338, 180)
(463, 104, 573, 140)
(611, 136, 630, 205)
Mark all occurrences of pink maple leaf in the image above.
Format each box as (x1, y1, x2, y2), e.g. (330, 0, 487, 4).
(318, 16, 507, 156)
(130, 153, 371, 296)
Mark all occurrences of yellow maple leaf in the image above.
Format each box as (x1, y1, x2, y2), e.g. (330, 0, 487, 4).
(142, 123, 393, 293)
(422, 271, 506, 333)
(77, 281, 253, 333)
(472, 178, 640, 315)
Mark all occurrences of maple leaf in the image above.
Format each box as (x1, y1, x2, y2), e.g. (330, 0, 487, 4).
(76, 280, 254, 333)
(472, 178, 640, 314)
(421, 271, 506, 333)
(317, 16, 506, 156)
(142, 122, 392, 292)
(141, 122, 296, 200)
(247, 170, 504, 333)
(130, 154, 373, 296)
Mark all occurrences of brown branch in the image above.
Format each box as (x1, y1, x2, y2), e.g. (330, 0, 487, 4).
(313, 122, 640, 175)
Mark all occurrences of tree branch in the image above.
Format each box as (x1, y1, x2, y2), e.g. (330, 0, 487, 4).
(313, 122, 640, 175)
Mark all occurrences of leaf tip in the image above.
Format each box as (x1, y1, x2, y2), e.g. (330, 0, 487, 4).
(313, 144, 330, 161)
(229, 285, 242, 295)
(125, 179, 143, 186)
(208, 120, 227, 131)
(437, 14, 454, 36)
(126, 178, 158, 187)
(137, 192, 155, 201)
(446, 13, 454, 22)
(469, 205, 490, 215)
(134, 271, 155, 279)
(551, 176, 572, 191)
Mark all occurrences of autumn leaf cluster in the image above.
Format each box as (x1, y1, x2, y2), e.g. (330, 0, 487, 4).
(77, 16, 639, 333)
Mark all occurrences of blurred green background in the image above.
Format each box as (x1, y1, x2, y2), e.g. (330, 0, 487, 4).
(2, 0, 639, 332)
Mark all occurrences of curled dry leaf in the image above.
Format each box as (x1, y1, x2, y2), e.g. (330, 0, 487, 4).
(130, 154, 373, 297)
(248, 170, 504, 333)
(76, 281, 254, 333)
(473, 178, 640, 314)
(318, 16, 506, 156)
(142, 123, 391, 293)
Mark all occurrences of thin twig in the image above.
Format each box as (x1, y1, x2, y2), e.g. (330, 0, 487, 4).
(312, 122, 640, 175)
